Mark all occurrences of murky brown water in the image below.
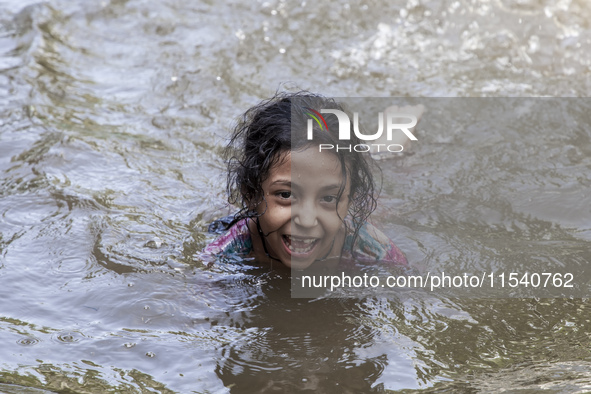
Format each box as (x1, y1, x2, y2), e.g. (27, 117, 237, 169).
(1, 0, 591, 392)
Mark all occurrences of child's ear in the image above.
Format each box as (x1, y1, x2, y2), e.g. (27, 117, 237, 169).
(241, 187, 255, 210)
(245, 197, 256, 211)
(245, 192, 265, 213)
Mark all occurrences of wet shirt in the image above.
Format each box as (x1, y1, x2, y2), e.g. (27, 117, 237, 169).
(202, 218, 407, 266)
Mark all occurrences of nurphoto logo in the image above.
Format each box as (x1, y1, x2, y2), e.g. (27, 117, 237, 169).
(305, 108, 418, 154)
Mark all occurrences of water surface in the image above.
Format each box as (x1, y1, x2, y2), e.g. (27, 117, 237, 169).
(1, 0, 591, 392)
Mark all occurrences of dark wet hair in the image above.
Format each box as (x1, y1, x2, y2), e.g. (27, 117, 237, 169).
(225, 91, 377, 250)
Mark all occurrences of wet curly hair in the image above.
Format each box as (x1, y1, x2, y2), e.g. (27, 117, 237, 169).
(224, 91, 378, 250)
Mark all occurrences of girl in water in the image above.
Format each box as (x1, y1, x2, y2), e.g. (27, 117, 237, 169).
(203, 92, 406, 270)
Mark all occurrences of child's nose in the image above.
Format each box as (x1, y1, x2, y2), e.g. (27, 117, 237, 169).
(292, 202, 318, 228)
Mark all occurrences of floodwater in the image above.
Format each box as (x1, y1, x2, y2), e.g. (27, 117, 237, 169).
(1, 0, 591, 392)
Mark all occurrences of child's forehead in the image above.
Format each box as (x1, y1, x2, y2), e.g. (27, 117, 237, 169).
(291, 148, 340, 169)
(268, 146, 349, 176)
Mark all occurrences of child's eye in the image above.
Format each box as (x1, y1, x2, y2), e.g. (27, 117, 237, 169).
(322, 195, 338, 204)
(277, 191, 292, 199)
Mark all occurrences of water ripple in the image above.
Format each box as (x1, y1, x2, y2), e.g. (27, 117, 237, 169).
(52, 330, 85, 344)
(16, 336, 40, 346)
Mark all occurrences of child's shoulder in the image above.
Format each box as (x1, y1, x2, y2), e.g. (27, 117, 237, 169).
(343, 219, 407, 265)
(202, 218, 253, 257)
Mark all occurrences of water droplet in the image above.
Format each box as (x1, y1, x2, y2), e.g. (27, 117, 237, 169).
(171, 76, 178, 82)
(528, 36, 540, 53)
(124, 342, 136, 348)
(144, 237, 162, 248)
(279, 48, 286, 54)
(146, 351, 156, 358)
(544, 7, 553, 17)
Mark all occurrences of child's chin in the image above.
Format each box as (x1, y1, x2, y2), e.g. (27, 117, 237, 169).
(282, 257, 315, 271)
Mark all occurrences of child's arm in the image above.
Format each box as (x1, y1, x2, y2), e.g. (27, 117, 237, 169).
(352, 222, 407, 265)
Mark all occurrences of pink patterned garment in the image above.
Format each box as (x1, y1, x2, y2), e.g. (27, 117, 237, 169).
(203, 218, 407, 266)
(202, 218, 253, 256)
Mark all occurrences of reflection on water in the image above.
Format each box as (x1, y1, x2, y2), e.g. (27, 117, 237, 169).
(1, 0, 591, 392)
(216, 287, 393, 392)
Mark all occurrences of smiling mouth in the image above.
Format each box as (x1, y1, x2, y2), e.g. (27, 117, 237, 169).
(282, 235, 319, 255)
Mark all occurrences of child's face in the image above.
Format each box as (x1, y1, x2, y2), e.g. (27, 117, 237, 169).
(255, 147, 351, 270)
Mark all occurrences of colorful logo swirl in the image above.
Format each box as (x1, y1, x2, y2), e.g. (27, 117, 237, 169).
(304, 107, 329, 132)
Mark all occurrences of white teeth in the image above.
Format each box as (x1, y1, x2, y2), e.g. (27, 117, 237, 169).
(285, 235, 316, 242)
(288, 243, 314, 253)
(284, 235, 318, 254)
